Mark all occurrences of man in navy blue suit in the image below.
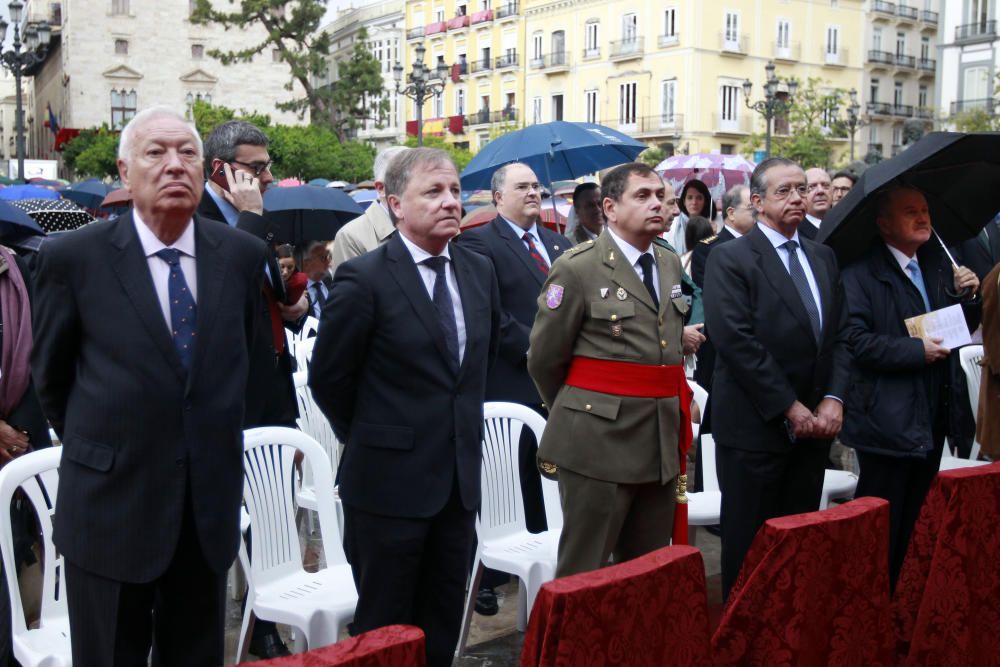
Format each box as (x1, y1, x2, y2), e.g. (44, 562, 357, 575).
(309, 148, 500, 667)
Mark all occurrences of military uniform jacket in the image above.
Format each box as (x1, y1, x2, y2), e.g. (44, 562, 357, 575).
(527, 231, 687, 485)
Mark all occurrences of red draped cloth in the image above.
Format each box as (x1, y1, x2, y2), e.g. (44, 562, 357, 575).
(519, 545, 711, 666)
(894, 463, 1000, 666)
(241, 625, 425, 667)
(713, 497, 894, 667)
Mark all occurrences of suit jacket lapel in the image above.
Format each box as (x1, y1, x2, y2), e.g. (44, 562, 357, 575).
(186, 216, 227, 392)
(540, 228, 566, 264)
(749, 226, 816, 339)
(385, 234, 457, 373)
(653, 245, 677, 316)
(601, 233, 657, 312)
(494, 217, 547, 287)
(109, 213, 187, 382)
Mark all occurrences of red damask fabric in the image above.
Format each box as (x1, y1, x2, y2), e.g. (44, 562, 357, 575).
(244, 625, 425, 667)
(712, 497, 893, 667)
(519, 545, 712, 667)
(894, 463, 1000, 667)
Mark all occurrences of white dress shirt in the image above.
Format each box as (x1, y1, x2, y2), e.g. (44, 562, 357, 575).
(885, 243, 918, 274)
(398, 231, 467, 365)
(501, 216, 552, 267)
(605, 226, 661, 302)
(758, 222, 823, 328)
(805, 213, 823, 230)
(723, 224, 744, 239)
(133, 212, 197, 332)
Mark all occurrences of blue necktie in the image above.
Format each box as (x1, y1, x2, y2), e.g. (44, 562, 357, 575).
(906, 259, 932, 313)
(782, 240, 822, 342)
(155, 248, 197, 370)
(423, 256, 460, 370)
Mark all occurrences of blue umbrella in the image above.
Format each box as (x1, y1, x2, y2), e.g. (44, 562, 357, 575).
(61, 179, 118, 209)
(262, 186, 364, 244)
(308, 178, 331, 187)
(0, 200, 46, 242)
(0, 184, 61, 201)
(459, 121, 649, 191)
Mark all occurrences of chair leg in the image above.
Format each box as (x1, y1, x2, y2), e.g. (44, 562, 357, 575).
(456, 560, 485, 658)
(236, 608, 256, 664)
(688, 525, 698, 547)
(516, 579, 528, 632)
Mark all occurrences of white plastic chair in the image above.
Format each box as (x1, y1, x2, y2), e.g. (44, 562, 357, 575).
(960, 344, 985, 462)
(237, 427, 357, 663)
(688, 380, 708, 441)
(0, 447, 70, 667)
(820, 469, 858, 509)
(457, 403, 560, 655)
(687, 433, 721, 544)
(289, 316, 320, 344)
(292, 371, 344, 538)
(289, 337, 317, 373)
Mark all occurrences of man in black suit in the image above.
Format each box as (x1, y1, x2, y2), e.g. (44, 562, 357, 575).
(703, 157, 850, 599)
(953, 217, 1000, 281)
(799, 167, 831, 240)
(309, 148, 500, 667)
(31, 107, 267, 666)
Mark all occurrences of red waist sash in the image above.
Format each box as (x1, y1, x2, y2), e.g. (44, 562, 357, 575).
(563, 356, 694, 545)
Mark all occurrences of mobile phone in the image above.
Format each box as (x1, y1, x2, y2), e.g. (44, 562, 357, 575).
(209, 163, 231, 192)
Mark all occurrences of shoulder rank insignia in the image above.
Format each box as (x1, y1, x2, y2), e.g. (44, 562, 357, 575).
(700, 235, 718, 245)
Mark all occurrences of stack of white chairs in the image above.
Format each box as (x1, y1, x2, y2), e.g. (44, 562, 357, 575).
(289, 316, 319, 344)
(236, 427, 357, 662)
(0, 447, 71, 667)
(292, 371, 344, 538)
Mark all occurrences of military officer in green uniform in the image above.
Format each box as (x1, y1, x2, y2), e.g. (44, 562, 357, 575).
(528, 162, 703, 577)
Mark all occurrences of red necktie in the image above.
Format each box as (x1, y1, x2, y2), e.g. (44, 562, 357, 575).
(522, 232, 549, 275)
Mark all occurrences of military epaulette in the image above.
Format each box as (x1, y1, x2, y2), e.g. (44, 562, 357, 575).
(566, 239, 596, 256)
(652, 237, 677, 253)
(700, 235, 718, 245)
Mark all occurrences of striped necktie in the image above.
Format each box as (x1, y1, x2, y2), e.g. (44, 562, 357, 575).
(522, 232, 549, 275)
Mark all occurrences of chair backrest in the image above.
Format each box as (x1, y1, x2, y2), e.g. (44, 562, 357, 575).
(293, 371, 342, 488)
(688, 380, 708, 426)
(700, 434, 719, 492)
(714, 497, 893, 666)
(959, 345, 984, 422)
(242, 427, 347, 585)
(289, 317, 320, 344)
(240, 624, 426, 667)
(0, 447, 65, 637)
(480, 402, 547, 542)
(290, 337, 317, 372)
(520, 545, 711, 666)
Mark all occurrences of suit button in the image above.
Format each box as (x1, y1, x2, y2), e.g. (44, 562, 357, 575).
(585, 404, 592, 411)
(610, 314, 617, 321)
(660, 340, 668, 348)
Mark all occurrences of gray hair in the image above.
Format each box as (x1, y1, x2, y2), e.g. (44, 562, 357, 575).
(383, 148, 455, 222)
(722, 184, 748, 217)
(203, 120, 269, 171)
(118, 106, 202, 161)
(373, 146, 410, 182)
(749, 157, 800, 200)
(490, 162, 531, 199)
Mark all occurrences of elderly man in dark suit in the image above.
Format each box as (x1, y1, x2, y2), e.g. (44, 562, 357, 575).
(309, 148, 500, 667)
(31, 107, 267, 666)
(703, 157, 851, 600)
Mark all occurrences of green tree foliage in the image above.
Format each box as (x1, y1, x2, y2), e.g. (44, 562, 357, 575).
(742, 78, 847, 169)
(191, 100, 271, 138)
(327, 27, 390, 142)
(403, 134, 475, 172)
(61, 126, 120, 179)
(953, 107, 1000, 132)
(268, 124, 375, 182)
(639, 146, 666, 167)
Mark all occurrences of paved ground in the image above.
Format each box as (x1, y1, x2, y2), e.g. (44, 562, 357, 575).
(226, 527, 722, 666)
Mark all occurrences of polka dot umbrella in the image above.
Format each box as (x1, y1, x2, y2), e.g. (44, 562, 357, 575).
(8, 198, 95, 233)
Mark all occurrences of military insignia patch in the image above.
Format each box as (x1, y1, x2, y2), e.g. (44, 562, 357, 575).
(616, 287, 628, 301)
(545, 284, 564, 309)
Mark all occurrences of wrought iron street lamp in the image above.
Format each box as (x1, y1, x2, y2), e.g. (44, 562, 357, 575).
(843, 88, 870, 162)
(742, 61, 797, 159)
(0, 0, 51, 180)
(393, 42, 448, 147)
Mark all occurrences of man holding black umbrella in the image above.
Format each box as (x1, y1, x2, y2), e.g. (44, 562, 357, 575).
(839, 185, 980, 588)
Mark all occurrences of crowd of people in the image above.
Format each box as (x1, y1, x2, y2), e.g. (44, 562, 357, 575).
(0, 103, 994, 667)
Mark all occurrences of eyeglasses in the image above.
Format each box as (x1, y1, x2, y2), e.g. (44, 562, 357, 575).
(768, 184, 808, 200)
(230, 159, 273, 177)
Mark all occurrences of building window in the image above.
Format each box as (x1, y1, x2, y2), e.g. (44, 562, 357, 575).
(585, 21, 599, 56)
(870, 78, 880, 102)
(532, 32, 543, 61)
(892, 125, 903, 148)
(720, 144, 735, 155)
(664, 8, 677, 37)
(191, 44, 204, 59)
(456, 88, 465, 116)
(435, 7, 444, 22)
(114, 39, 128, 55)
(826, 25, 839, 57)
(622, 13, 637, 42)
(111, 89, 137, 129)
(552, 94, 564, 122)
(272, 48, 281, 62)
(532, 96, 542, 124)
(661, 79, 676, 125)
(111, 0, 129, 15)
(618, 82, 637, 126)
(968, 0, 990, 25)
(918, 85, 928, 109)
(894, 81, 903, 107)
(551, 30, 565, 59)
(872, 27, 882, 51)
(895, 31, 905, 57)
(776, 18, 790, 50)
(963, 65, 990, 101)
(585, 89, 598, 123)
(724, 11, 740, 49)
(720, 84, 739, 128)
(433, 91, 443, 118)
(920, 36, 930, 61)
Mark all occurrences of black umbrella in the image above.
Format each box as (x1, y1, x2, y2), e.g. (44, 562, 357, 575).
(0, 200, 45, 242)
(819, 132, 1000, 267)
(262, 186, 364, 244)
(9, 198, 95, 233)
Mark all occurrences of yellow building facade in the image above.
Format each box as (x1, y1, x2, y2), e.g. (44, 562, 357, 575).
(404, 0, 527, 150)
(522, 0, 867, 160)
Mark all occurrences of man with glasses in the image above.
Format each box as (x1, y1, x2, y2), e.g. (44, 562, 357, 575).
(199, 120, 305, 658)
(703, 157, 850, 600)
(830, 171, 857, 206)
